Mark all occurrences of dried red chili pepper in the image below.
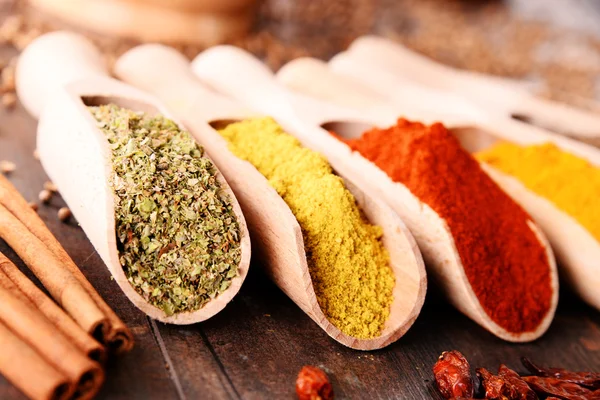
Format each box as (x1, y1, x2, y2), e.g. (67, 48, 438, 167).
(522, 376, 594, 400)
(296, 366, 334, 400)
(522, 358, 600, 389)
(477, 367, 519, 400)
(498, 365, 538, 400)
(433, 351, 474, 399)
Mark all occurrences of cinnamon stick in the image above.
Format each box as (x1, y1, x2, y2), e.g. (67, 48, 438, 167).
(0, 319, 75, 400)
(0, 272, 105, 399)
(0, 203, 108, 333)
(0, 175, 133, 352)
(0, 252, 105, 362)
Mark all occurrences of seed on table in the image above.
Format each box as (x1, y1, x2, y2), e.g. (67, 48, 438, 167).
(0, 160, 16, 173)
(1, 65, 15, 92)
(57, 207, 71, 222)
(28, 202, 38, 212)
(43, 181, 58, 192)
(2, 93, 16, 108)
(38, 189, 52, 203)
(0, 15, 22, 44)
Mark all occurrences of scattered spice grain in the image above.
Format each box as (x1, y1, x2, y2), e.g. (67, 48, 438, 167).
(1, 93, 16, 108)
(219, 117, 394, 339)
(1, 65, 15, 93)
(38, 189, 52, 204)
(57, 207, 71, 223)
(338, 119, 552, 334)
(43, 181, 58, 192)
(0, 161, 16, 174)
(90, 104, 242, 316)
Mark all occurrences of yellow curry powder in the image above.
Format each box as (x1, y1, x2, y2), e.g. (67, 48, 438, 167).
(219, 117, 395, 338)
(476, 142, 600, 241)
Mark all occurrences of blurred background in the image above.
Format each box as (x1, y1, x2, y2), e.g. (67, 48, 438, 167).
(1, 0, 600, 111)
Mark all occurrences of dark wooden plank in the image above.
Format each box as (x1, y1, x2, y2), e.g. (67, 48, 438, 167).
(155, 323, 238, 400)
(169, 266, 600, 400)
(0, 101, 182, 400)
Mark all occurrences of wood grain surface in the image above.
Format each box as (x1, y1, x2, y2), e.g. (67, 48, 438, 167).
(1, 75, 600, 400)
(1, 3, 600, 400)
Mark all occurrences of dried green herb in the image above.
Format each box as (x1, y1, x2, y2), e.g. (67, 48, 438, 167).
(89, 104, 241, 316)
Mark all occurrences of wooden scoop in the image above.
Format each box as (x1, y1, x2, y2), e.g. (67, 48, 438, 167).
(190, 46, 557, 342)
(15, 31, 251, 324)
(344, 36, 600, 141)
(278, 57, 600, 313)
(113, 44, 427, 350)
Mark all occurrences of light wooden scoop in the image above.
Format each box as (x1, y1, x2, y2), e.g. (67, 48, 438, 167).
(191, 46, 558, 342)
(113, 44, 427, 350)
(344, 35, 600, 140)
(15, 31, 251, 324)
(279, 57, 600, 313)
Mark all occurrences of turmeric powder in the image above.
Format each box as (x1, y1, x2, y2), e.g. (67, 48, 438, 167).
(218, 117, 395, 339)
(477, 142, 600, 242)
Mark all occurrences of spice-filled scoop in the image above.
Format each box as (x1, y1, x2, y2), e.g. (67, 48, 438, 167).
(291, 55, 600, 313)
(113, 44, 427, 350)
(257, 53, 559, 342)
(15, 31, 251, 324)
(345, 36, 600, 144)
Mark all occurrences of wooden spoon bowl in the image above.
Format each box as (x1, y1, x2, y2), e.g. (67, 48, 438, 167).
(113, 44, 428, 350)
(15, 31, 251, 324)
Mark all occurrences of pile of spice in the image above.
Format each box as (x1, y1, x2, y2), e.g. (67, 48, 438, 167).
(218, 117, 394, 339)
(433, 350, 600, 399)
(90, 104, 242, 317)
(476, 142, 600, 242)
(336, 118, 553, 334)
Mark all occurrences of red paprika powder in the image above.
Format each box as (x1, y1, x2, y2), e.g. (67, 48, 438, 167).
(339, 118, 552, 334)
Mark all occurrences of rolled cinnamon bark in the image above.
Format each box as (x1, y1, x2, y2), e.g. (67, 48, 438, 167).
(0, 203, 108, 336)
(0, 252, 105, 362)
(0, 319, 75, 400)
(0, 274, 105, 399)
(0, 175, 133, 352)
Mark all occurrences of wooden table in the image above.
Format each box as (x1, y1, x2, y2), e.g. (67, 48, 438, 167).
(1, 82, 600, 400)
(2, 5, 600, 400)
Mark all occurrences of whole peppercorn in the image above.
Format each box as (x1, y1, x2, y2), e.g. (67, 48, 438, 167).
(57, 207, 71, 222)
(38, 189, 52, 204)
(0, 160, 16, 174)
(296, 366, 334, 400)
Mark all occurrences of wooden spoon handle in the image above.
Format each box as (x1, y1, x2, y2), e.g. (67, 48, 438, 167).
(350, 35, 600, 138)
(191, 45, 298, 121)
(16, 31, 109, 119)
(277, 57, 390, 111)
(114, 44, 248, 121)
(329, 52, 483, 125)
(513, 95, 600, 138)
